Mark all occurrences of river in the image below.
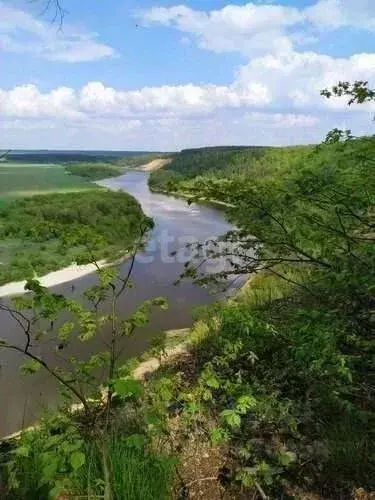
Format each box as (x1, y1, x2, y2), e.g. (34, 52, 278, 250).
(0, 171, 236, 438)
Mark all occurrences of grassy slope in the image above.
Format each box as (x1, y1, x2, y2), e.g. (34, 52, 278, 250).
(0, 163, 93, 201)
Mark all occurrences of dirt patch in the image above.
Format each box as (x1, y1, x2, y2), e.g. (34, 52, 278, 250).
(140, 158, 172, 171)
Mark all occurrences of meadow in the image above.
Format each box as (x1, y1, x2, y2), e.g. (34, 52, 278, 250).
(0, 163, 93, 201)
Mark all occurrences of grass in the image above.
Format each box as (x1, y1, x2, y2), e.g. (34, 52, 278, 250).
(3, 430, 175, 500)
(107, 439, 175, 500)
(0, 163, 93, 200)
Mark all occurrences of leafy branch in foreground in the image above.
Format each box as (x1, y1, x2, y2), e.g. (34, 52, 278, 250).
(321, 80, 375, 105)
(0, 217, 171, 499)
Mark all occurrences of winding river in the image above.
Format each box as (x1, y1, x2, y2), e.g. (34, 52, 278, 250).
(0, 171, 237, 438)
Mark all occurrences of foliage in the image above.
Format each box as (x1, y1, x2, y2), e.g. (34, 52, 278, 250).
(5, 412, 175, 500)
(321, 80, 375, 105)
(147, 129, 375, 496)
(0, 189, 152, 284)
(2, 82, 375, 499)
(4, 151, 160, 164)
(64, 162, 124, 180)
(148, 146, 267, 192)
(0, 237, 174, 499)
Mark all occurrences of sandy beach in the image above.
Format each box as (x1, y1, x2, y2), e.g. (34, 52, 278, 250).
(0, 260, 107, 298)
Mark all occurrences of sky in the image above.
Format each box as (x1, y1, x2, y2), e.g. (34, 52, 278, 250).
(1, 0, 375, 151)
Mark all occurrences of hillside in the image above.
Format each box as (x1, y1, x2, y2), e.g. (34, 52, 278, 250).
(148, 145, 313, 193)
(147, 136, 375, 497)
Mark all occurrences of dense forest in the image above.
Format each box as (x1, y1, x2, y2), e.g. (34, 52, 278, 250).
(148, 145, 313, 192)
(4, 151, 160, 164)
(0, 190, 152, 284)
(64, 163, 124, 180)
(147, 134, 375, 497)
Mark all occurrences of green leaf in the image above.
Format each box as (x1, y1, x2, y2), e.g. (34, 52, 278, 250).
(278, 451, 297, 467)
(70, 451, 86, 470)
(220, 409, 241, 428)
(14, 445, 30, 458)
(58, 322, 74, 342)
(236, 395, 257, 414)
(113, 378, 143, 399)
(125, 434, 147, 450)
(210, 427, 229, 445)
(236, 468, 256, 488)
(40, 458, 59, 485)
(205, 375, 220, 389)
(152, 296, 169, 310)
(185, 401, 201, 415)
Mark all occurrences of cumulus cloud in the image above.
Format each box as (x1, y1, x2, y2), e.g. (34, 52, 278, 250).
(140, 3, 304, 56)
(0, 2, 116, 62)
(1, 46, 374, 150)
(139, 1, 375, 57)
(236, 51, 375, 112)
(1, 0, 375, 149)
(0, 80, 271, 120)
(306, 0, 375, 31)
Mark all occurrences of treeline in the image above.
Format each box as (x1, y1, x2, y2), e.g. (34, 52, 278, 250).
(0, 190, 152, 284)
(148, 146, 284, 192)
(64, 153, 172, 181)
(5, 151, 159, 164)
(64, 163, 124, 180)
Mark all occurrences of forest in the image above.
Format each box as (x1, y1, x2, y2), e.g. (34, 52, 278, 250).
(64, 163, 124, 180)
(0, 190, 152, 284)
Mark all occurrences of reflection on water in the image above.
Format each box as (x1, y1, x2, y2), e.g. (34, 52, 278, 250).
(0, 171, 233, 437)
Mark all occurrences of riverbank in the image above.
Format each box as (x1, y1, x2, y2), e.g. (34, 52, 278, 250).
(0, 160, 171, 297)
(0, 259, 110, 298)
(149, 185, 234, 209)
(0, 170, 233, 439)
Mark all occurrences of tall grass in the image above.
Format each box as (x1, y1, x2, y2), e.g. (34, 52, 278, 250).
(4, 430, 175, 499)
(73, 438, 176, 500)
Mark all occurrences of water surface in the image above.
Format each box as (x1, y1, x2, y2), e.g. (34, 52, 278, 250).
(0, 171, 233, 437)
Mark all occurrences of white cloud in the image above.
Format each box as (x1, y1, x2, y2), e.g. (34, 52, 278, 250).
(1, 0, 375, 149)
(140, 3, 303, 56)
(139, 1, 375, 57)
(0, 80, 271, 120)
(0, 2, 116, 62)
(306, 0, 375, 31)
(1, 46, 374, 150)
(0, 84, 82, 118)
(245, 112, 319, 128)
(236, 51, 375, 112)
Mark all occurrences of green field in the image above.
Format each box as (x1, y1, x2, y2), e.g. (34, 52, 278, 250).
(0, 163, 93, 201)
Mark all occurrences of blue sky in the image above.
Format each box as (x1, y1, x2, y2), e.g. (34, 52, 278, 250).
(1, 0, 375, 150)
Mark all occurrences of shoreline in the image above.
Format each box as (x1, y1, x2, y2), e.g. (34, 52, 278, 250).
(149, 186, 234, 209)
(0, 157, 171, 299)
(0, 259, 107, 298)
(1, 327, 191, 441)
